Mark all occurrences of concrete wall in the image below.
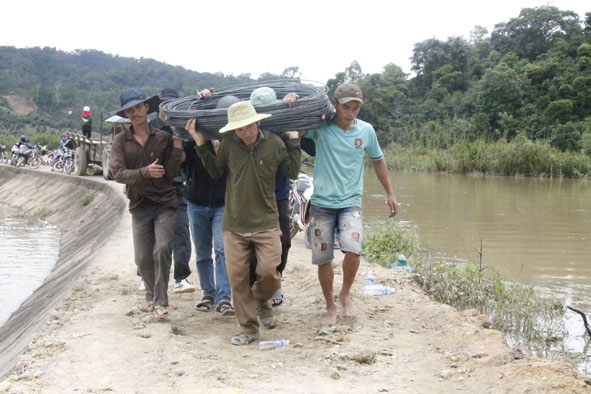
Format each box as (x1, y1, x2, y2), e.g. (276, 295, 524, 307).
(0, 166, 126, 379)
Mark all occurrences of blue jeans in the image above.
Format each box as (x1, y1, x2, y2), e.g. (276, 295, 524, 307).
(187, 202, 231, 307)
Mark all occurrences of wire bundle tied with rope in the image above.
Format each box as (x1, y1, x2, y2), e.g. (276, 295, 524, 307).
(161, 80, 335, 140)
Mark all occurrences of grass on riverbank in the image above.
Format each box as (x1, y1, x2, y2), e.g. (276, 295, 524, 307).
(382, 137, 591, 178)
(363, 223, 567, 360)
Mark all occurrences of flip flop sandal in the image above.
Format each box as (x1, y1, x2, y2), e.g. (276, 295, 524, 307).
(195, 296, 214, 312)
(216, 301, 235, 316)
(153, 306, 169, 319)
(271, 294, 284, 308)
(230, 332, 259, 346)
(139, 301, 154, 312)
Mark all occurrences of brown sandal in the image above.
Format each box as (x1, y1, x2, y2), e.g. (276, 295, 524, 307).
(195, 296, 214, 312)
(216, 301, 235, 316)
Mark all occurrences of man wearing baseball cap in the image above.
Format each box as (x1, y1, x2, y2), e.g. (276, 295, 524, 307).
(185, 101, 301, 346)
(304, 82, 399, 326)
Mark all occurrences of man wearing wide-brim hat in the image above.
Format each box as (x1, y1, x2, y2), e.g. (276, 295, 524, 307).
(109, 87, 184, 320)
(185, 100, 301, 346)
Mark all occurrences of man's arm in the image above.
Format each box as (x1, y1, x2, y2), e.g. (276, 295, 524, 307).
(185, 118, 226, 179)
(373, 158, 399, 218)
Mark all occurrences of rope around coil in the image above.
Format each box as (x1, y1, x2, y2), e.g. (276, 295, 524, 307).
(161, 80, 335, 140)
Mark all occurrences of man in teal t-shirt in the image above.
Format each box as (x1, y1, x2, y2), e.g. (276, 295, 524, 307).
(305, 83, 399, 326)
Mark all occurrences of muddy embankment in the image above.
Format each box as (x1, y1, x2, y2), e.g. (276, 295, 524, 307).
(0, 166, 125, 379)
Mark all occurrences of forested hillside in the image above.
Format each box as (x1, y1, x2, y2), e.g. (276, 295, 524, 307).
(1, 5, 590, 155)
(0, 47, 273, 137)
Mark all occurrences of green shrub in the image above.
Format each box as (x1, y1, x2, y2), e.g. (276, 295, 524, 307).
(362, 225, 566, 358)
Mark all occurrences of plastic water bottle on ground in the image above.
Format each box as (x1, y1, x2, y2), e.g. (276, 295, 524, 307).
(364, 284, 395, 296)
(259, 339, 290, 350)
(365, 271, 375, 286)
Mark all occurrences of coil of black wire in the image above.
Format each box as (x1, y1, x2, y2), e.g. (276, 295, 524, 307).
(161, 80, 335, 140)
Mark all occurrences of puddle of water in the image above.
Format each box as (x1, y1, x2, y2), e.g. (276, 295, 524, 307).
(0, 204, 60, 326)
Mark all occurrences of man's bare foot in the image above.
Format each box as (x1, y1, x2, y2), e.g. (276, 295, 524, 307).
(322, 305, 338, 326)
(339, 291, 357, 317)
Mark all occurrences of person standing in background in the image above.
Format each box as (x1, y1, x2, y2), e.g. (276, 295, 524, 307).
(183, 94, 238, 316)
(247, 87, 315, 308)
(81, 106, 92, 139)
(152, 88, 196, 294)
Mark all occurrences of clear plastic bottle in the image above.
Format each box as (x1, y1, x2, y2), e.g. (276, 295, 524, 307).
(365, 271, 375, 286)
(258, 339, 290, 351)
(363, 284, 394, 296)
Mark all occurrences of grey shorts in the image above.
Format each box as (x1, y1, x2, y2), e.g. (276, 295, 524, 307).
(305, 205, 363, 265)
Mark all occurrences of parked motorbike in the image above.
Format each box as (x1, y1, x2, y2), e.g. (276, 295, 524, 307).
(25, 144, 44, 169)
(0, 143, 6, 164)
(288, 171, 314, 239)
(51, 147, 74, 174)
(40, 147, 54, 166)
(10, 143, 19, 166)
(15, 143, 35, 167)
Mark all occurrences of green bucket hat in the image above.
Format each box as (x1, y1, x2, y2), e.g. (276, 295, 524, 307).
(250, 87, 277, 105)
(219, 101, 271, 133)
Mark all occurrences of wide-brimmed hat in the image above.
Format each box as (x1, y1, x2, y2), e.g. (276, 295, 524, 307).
(116, 88, 160, 118)
(219, 101, 271, 133)
(334, 83, 363, 104)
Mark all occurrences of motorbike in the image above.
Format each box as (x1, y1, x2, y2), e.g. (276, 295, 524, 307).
(0, 143, 6, 164)
(40, 147, 54, 166)
(51, 147, 75, 174)
(26, 144, 44, 169)
(288, 171, 314, 239)
(10, 143, 19, 166)
(15, 143, 36, 167)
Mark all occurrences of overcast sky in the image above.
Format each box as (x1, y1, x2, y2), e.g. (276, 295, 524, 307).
(1, 0, 588, 84)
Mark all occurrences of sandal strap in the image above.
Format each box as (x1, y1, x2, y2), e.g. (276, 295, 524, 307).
(216, 301, 235, 315)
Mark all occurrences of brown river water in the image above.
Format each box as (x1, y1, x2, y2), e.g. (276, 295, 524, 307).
(361, 170, 591, 364)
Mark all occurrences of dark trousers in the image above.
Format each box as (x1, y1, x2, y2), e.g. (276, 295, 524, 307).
(132, 203, 176, 307)
(173, 193, 192, 282)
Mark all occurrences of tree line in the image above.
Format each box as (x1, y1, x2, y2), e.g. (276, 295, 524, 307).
(328, 6, 591, 154)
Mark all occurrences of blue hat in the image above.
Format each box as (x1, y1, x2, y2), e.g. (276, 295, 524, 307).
(116, 88, 160, 118)
(216, 95, 241, 109)
(159, 88, 179, 102)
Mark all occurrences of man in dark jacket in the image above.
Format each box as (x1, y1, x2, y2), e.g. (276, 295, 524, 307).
(152, 88, 196, 294)
(183, 96, 236, 316)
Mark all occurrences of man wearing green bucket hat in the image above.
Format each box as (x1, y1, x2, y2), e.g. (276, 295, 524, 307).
(185, 101, 301, 346)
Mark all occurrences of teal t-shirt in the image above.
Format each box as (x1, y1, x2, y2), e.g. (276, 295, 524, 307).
(307, 118, 383, 208)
